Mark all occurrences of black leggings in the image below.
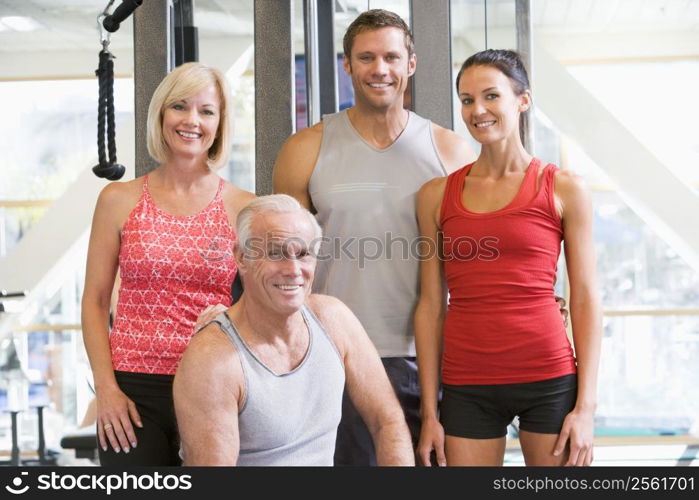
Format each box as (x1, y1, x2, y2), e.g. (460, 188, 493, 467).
(97, 371, 181, 466)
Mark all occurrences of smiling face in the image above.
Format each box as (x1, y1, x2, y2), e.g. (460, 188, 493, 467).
(161, 84, 221, 163)
(457, 65, 530, 147)
(237, 211, 317, 316)
(343, 27, 416, 112)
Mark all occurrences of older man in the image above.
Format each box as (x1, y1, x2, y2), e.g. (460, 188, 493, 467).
(173, 194, 414, 466)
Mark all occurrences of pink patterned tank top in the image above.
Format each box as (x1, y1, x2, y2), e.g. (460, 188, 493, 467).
(110, 176, 236, 374)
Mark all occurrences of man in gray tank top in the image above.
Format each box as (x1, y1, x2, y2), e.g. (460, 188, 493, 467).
(173, 195, 414, 466)
(273, 10, 475, 465)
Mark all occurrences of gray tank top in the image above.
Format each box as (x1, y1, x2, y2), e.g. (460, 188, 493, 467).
(309, 109, 446, 356)
(212, 306, 345, 466)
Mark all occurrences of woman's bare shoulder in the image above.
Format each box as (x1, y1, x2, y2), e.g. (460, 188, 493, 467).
(96, 177, 145, 212)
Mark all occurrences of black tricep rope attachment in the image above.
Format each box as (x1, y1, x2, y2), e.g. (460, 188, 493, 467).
(92, 46, 125, 181)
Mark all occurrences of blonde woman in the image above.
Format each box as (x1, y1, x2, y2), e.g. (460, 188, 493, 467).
(82, 63, 254, 465)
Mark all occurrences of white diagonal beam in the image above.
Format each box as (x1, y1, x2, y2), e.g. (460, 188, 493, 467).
(533, 41, 699, 272)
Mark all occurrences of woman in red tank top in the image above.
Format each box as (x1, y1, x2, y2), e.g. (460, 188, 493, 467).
(81, 63, 255, 465)
(415, 50, 601, 466)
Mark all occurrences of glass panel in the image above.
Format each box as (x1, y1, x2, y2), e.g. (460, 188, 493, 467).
(196, 0, 255, 192)
(0, 203, 50, 258)
(295, 54, 356, 130)
(598, 315, 699, 436)
(451, 0, 518, 154)
(0, 78, 134, 198)
(568, 62, 699, 192)
(338, 0, 411, 24)
(0, 79, 134, 253)
(0, 0, 134, 460)
(530, 0, 699, 436)
(0, 326, 88, 457)
(592, 189, 699, 309)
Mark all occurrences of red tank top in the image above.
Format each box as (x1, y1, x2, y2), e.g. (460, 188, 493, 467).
(110, 176, 236, 374)
(440, 158, 576, 385)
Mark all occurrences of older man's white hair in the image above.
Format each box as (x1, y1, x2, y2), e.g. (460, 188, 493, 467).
(236, 194, 323, 256)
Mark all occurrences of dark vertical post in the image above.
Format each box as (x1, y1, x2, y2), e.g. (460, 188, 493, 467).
(134, 0, 172, 177)
(254, 0, 295, 195)
(10, 411, 20, 465)
(410, 0, 453, 129)
(36, 405, 48, 464)
(303, 0, 320, 126)
(317, 0, 337, 116)
(516, 0, 534, 152)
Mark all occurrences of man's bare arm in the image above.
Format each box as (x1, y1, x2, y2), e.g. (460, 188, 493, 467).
(173, 326, 242, 465)
(310, 295, 415, 466)
(432, 123, 476, 174)
(272, 123, 324, 211)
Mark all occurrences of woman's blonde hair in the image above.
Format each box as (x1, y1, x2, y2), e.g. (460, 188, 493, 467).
(146, 62, 232, 169)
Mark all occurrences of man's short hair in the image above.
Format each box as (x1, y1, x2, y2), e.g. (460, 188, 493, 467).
(237, 194, 322, 256)
(343, 9, 414, 59)
(147, 62, 232, 170)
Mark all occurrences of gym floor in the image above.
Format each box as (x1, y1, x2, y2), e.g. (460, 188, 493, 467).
(4, 435, 698, 466)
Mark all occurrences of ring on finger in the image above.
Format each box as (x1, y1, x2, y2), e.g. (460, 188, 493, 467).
(103, 423, 113, 431)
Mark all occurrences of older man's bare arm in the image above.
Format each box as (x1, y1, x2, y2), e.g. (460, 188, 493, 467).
(173, 325, 243, 466)
(309, 295, 415, 466)
(272, 122, 324, 211)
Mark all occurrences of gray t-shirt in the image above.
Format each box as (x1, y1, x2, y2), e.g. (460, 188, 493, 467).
(212, 306, 344, 466)
(310, 109, 446, 356)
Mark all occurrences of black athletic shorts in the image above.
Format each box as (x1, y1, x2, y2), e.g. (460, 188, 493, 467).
(440, 374, 577, 439)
